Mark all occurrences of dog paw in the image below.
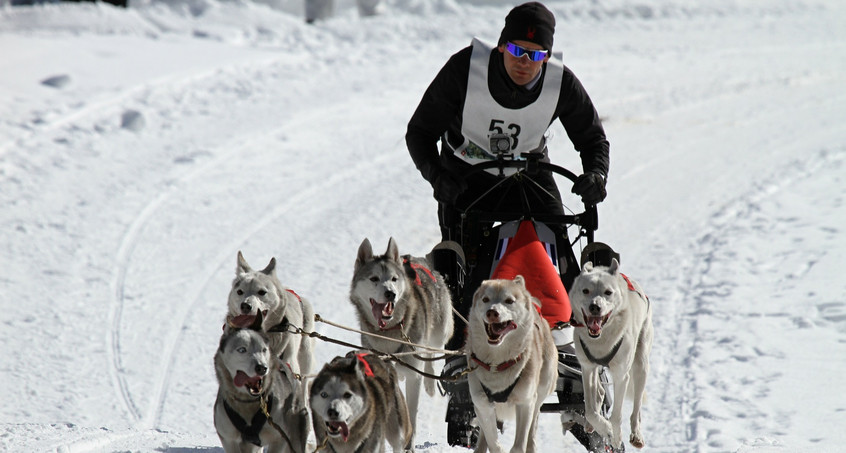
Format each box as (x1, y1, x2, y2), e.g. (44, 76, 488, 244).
(630, 432, 646, 449)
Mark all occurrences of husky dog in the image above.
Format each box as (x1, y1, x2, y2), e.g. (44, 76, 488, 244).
(349, 238, 454, 436)
(569, 258, 653, 449)
(214, 314, 309, 453)
(227, 251, 315, 376)
(309, 352, 413, 453)
(465, 276, 557, 453)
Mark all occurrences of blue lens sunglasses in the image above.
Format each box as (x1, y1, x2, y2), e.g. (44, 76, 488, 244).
(505, 42, 549, 62)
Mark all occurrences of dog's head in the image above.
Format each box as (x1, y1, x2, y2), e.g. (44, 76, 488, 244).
(217, 314, 272, 397)
(569, 258, 625, 338)
(227, 251, 284, 329)
(469, 275, 537, 346)
(309, 354, 371, 442)
(350, 237, 409, 330)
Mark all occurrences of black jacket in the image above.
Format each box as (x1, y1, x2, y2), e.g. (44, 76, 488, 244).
(406, 45, 609, 186)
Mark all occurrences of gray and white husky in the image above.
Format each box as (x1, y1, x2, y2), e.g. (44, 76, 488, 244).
(569, 258, 653, 449)
(309, 352, 413, 453)
(214, 314, 309, 453)
(349, 237, 454, 439)
(227, 251, 315, 376)
(465, 276, 558, 453)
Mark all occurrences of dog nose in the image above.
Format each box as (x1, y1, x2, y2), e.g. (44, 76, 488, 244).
(588, 302, 602, 315)
(241, 302, 252, 313)
(327, 407, 339, 419)
(255, 364, 268, 376)
(384, 290, 395, 301)
(486, 309, 499, 322)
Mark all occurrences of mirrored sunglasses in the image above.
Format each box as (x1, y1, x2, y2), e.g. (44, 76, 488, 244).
(505, 42, 549, 62)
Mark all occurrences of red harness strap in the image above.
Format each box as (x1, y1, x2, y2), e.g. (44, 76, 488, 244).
(403, 258, 436, 286)
(470, 353, 523, 372)
(355, 353, 375, 377)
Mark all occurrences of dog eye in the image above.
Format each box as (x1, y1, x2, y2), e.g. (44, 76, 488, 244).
(257, 290, 267, 296)
(237, 347, 247, 354)
(582, 289, 590, 295)
(320, 391, 328, 398)
(370, 276, 379, 282)
(237, 289, 244, 296)
(343, 392, 353, 399)
(505, 297, 514, 304)
(604, 290, 613, 296)
(482, 297, 490, 303)
(391, 276, 398, 282)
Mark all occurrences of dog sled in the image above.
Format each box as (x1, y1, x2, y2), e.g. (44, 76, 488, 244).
(429, 151, 624, 452)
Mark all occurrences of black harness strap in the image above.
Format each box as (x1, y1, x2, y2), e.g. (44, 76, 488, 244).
(223, 394, 274, 447)
(481, 375, 521, 403)
(579, 337, 624, 367)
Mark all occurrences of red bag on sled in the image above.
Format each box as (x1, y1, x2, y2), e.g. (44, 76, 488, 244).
(490, 220, 571, 326)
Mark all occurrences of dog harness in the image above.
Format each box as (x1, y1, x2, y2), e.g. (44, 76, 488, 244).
(223, 394, 274, 447)
(481, 376, 521, 403)
(579, 337, 624, 367)
(470, 353, 523, 372)
(402, 256, 437, 286)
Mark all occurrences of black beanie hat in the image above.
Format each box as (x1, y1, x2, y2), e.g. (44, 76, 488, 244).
(498, 2, 556, 51)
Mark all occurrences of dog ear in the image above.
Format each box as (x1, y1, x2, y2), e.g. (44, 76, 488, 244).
(608, 258, 620, 275)
(237, 251, 253, 274)
(261, 257, 277, 276)
(512, 275, 526, 288)
(386, 237, 401, 264)
(356, 238, 373, 271)
(582, 261, 594, 273)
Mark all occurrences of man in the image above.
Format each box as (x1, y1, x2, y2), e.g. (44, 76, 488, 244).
(405, 3, 617, 450)
(406, 1, 609, 244)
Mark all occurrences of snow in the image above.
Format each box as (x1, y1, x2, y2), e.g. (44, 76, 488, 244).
(1, 0, 845, 451)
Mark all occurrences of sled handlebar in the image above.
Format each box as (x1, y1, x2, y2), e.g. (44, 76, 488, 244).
(456, 152, 598, 239)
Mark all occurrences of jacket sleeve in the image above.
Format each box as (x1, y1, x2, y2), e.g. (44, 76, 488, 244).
(555, 68, 610, 178)
(406, 47, 472, 185)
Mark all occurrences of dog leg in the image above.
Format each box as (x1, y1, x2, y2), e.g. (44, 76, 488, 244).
(511, 401, 535, 453)
(582, 365, 612, 440)
(403, 369, 422, 440)
(609, 368, 629, 449)
(629, 340, 651, 448)
(473, 401, 503, 453)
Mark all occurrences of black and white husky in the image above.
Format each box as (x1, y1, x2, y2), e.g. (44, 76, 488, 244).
(309, 352, 413, 453)
(569, 258, 653, 449)
(349, 237, 454, 442)
(213, 314, 309, 453)
(226, 251, 315, 376)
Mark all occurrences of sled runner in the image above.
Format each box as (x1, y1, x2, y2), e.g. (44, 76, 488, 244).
(430, 151, 623, 452)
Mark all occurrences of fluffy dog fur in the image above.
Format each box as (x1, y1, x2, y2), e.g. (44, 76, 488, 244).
(349, 237, 454, 443)
(569, 258, 653, 449)
(214, 317, 309, 453)
(227, 251, 315, 376)
(465, 276, 557, 453)
(309, 352, 413, 453)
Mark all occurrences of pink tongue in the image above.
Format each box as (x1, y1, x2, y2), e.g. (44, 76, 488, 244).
(330, 422, 350, 441)
(371, 303, 387, 329)
(588, 317, 603, 334)
(231, 314, 257, 328)
(233, 370, 260, 387)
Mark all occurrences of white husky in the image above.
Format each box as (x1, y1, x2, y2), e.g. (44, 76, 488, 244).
(465, 276, 557, 453)
(569, 258, 653, 449)
(227, 251, 315, 376)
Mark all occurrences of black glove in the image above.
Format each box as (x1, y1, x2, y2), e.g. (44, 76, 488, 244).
(433, 171, 467, 205)
(571, 172, 607, 205)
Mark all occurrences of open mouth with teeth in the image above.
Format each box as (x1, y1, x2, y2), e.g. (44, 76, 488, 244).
(229, 310, 269, 329)
(233, 370, 264, 395)
(370, 299, 394, 329)
(484, 320, 517, 345)
(582, 309, 612, 338)
(325, 420, 350, 441)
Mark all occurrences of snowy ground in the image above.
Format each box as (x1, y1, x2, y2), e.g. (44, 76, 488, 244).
(1, 0, 845, 452)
